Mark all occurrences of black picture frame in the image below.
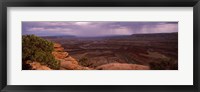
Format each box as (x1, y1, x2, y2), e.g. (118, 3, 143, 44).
(0, 0, 199, 92)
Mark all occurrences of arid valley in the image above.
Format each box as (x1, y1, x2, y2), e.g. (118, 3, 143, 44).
(43, 32, 178, 70)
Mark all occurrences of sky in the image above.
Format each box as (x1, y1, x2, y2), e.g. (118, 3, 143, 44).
(22, 22, 178, 37)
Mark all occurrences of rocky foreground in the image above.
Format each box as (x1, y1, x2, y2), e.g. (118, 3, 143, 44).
(27, 43, 150, 70)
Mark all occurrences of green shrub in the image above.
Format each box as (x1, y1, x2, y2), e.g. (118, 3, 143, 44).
(78, 57, 90, 67)
(22, 35, 60, 69)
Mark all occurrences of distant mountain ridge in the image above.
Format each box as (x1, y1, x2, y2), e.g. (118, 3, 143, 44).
(130, 32, 178, 37)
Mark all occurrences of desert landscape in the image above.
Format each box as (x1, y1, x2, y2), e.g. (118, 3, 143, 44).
(22, 22, 178, 70)
(43, 32, 178, 70)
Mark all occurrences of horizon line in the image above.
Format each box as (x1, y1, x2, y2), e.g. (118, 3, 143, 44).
(22, 32, 178, 37)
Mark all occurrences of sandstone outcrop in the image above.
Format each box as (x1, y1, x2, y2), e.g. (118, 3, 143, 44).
(26, 61, 52, 70)
(96, 63, 150, 70)
(53, 43, 91, 70)
(54, 43, 64, 51)
(52, 52, 69, 60)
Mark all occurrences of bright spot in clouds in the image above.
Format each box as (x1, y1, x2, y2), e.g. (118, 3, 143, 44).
(75, 22, 91, 26)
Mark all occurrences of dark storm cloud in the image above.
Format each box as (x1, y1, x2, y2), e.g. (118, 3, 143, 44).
(22, 21, 178, 37)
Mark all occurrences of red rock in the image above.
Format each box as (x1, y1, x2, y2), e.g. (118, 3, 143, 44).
(28, 61, 51, 70)
(54, 47, 64, 52)
(60, 60, 79, 70)
(54, 43, 61, 48)
(52, 51, 68, 59)
(64, 56, 78, 65)
(96, 63, 150, 70)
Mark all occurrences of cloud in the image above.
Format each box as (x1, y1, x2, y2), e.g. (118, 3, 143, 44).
(74, 22, 91, 26)
(138, 23, 178, 34)
(22, 22, 178, 37)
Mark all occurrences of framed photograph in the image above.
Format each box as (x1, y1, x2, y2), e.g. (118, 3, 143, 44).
(0, 0, 199, 92)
